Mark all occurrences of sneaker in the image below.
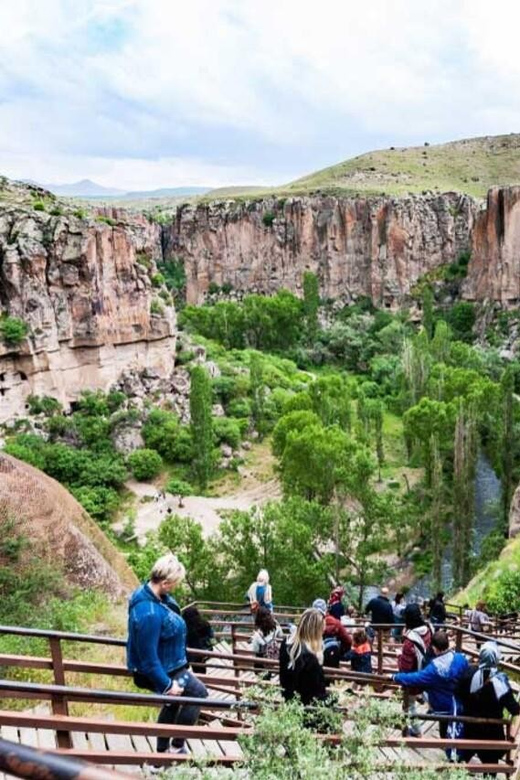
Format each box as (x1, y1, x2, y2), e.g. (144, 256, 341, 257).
(170, 744, 189, 755)
(147, 745, 189, 773)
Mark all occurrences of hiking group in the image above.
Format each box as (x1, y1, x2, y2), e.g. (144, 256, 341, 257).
(126, 555, 519, 772)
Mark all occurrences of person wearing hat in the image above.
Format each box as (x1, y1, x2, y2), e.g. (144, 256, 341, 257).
(312, 598, 352, 667)
(457, 641, 519, 771)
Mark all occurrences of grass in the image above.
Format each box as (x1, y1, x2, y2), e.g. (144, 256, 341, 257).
(199, 133, 520, 202)
(455, 532, 520, 606)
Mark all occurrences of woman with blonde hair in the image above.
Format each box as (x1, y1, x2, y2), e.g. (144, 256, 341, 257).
(127, 553, 208, 755)
(247, 568, 273, 612)
(279, 608, 328, 705)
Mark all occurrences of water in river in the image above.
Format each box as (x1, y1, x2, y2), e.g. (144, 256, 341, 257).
(405, 452, 501, 600)
(363, 453, 501, 606)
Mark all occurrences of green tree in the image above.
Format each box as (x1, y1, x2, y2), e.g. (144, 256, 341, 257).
(159, 515, 215, 597)
(309, 375, 351, 431)
(365, 398, 385, 480)
(303, 271, 320, 340)
(127, 448, 163, 481)
(280, 424, 356, 504)
(165, 478, 193, 507)
(430, 434, 444, 591)
(250, 353, 267, 436)
(272, 410, 321, 457)
(452, 402, 478, 588)
(500, 366, 515, 528)
(422, 285, 434, 340)
(190, 365, 214, 489)
(403, 397, 454, 486)
(0, 316, 29, 346)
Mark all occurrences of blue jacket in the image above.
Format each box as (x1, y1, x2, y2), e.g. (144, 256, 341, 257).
(127, 583, 187, 693)
(394, 650, 469, 714)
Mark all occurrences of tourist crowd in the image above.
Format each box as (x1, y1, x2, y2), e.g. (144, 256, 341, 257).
(126, 555, 519, 771)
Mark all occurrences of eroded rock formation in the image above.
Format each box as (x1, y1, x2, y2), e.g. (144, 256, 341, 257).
(0, 452, 138, 596)
(166, 193, 477, 305)
(0, 200, 175, 422)
(463, 187, 520, 303)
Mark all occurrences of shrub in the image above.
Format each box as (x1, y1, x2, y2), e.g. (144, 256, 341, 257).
(142, 409, 192, 462)
(73, 209, 86, 219)
(165, 478, 193, 507)
(262, 211, 275, 227)
(157, 258, 186, 295)
(49, 207, 63, 216)
(71, 485, 120, 522)
(150, 299, 164, 316)
(127, 448, 163, 481)
(227, 398, 252, 418)
(213, 417, 242, 449)
(26, 394, 62, 416)
(33, 201, 45, 211)
(0, 316, 29, 346)
(96, 215, 117, 226)
(208, 282, 221, 295)
(151, 272, 165, 288)
(486, 569, 520, 614)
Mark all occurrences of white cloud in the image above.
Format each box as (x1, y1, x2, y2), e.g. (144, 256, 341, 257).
(1, 0, 520, 188)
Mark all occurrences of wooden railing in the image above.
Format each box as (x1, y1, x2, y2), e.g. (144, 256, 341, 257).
(0, 618, 519, 775)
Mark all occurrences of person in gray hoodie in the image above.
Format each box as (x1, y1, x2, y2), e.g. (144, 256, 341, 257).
(127, 553, 208, 755)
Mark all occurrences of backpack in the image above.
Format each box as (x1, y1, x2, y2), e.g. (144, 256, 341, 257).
(323, 636, 341, 668)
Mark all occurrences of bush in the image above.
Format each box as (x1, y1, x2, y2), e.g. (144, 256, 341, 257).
(96, 215, 117, 226)
(262, 211, 275, 227)
(0, 316, 29, 346)
(73, 209, 86, 219)
(227, 398, 252, 418)
(26, 394, 62, 416)
(71, 485, 120, 522)
(486, 569, 520, 614)
(33, 201, 45, 211)
(213, 417, 242, 449)
(150, 299, 164, 316)
(127, 448, 163, 481)
(49, 207, 63, 216)
(151, 272, 165, 288)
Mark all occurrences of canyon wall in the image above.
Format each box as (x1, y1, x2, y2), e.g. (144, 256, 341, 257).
(166, 193, 478, 305)
(0, 201, 175, 422)
(462, 186, 520, 303)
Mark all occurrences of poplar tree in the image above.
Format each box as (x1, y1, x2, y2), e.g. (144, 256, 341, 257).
(452, 402, 477, 587)
(250, 353, 267, 438)
(501, 366, 514, 529)
(303, 271, 320, 340)
(190, 365, 213, 490)
(422, 285, 435, 340)
(430, 434, 444, 591)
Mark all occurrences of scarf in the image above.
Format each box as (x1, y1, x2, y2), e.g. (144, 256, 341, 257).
(470, 641, 508, 699)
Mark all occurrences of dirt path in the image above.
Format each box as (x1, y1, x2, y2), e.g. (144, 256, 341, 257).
(127, 477, 281, 542)
(123, 441, 281, 542)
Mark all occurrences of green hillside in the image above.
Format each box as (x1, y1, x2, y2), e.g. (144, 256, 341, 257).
(285, 134, 520, 198)
(198, 134, 520, 202)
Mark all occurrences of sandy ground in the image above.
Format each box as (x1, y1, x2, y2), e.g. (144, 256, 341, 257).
(124, 475, 281, 542)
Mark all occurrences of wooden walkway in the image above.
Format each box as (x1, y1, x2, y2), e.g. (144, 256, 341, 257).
(0, 609, 519, 777)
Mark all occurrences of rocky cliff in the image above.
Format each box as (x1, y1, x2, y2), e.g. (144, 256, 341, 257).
(166, 193, 477, 305)
(0, 182, 175, 422)
(462, 187, 520, 303)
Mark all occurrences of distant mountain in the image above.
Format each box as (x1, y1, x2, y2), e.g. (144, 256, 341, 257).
(23, 179, 210, 199)
(121, 186, 210, 199)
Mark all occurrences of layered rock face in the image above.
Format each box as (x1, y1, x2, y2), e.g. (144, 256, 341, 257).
(463, 187, 520, 303)
(0, 205, 175, 422)
(166, 193, 477, 305)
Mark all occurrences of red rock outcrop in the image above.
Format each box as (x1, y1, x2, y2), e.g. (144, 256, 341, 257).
(166, 193, 477, 305)
(463, 187, 520, 303)
(0, 202, 175, 422)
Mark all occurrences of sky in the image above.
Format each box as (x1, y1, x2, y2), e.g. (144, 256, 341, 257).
(1, 0, 520, 190)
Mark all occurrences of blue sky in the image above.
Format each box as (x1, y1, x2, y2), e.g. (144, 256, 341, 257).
(1, 0, 519, 190)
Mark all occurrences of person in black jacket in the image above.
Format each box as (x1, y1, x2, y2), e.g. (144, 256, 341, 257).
(182, 606, 214, 675)
(365, 587, 394, 627)
(279, 608, 328, 706)
(457, 641, 519, 773)
(429, 591, 447, 626)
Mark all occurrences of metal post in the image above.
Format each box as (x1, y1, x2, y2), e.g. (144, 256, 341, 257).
(49, 637, 72, 749)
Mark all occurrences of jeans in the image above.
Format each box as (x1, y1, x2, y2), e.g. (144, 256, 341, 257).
(134, 668, 208, 751)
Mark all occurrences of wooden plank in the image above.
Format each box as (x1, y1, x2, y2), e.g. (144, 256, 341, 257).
(0, 711, 245, 741)
(130, 735, 152, 753)
(71, 731, 89, 750)
(17, 728, 38, 749)
(105, 733, 136, 773)
(0, 727, 18, 744)
(36, 729, 56, 749)
(88, 731, 108, 752)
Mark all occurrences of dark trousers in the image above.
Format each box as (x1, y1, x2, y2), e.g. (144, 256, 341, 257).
(134, 668, 208, 751)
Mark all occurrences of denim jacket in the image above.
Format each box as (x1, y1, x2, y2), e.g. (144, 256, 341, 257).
(127, 583, 187, 693)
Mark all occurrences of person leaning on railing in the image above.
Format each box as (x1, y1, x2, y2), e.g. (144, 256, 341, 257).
(127, 553, 208, 756)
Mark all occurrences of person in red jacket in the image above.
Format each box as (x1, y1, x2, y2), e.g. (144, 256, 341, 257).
(312, 598, 352, 666)
(397, 603, 433, 736)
